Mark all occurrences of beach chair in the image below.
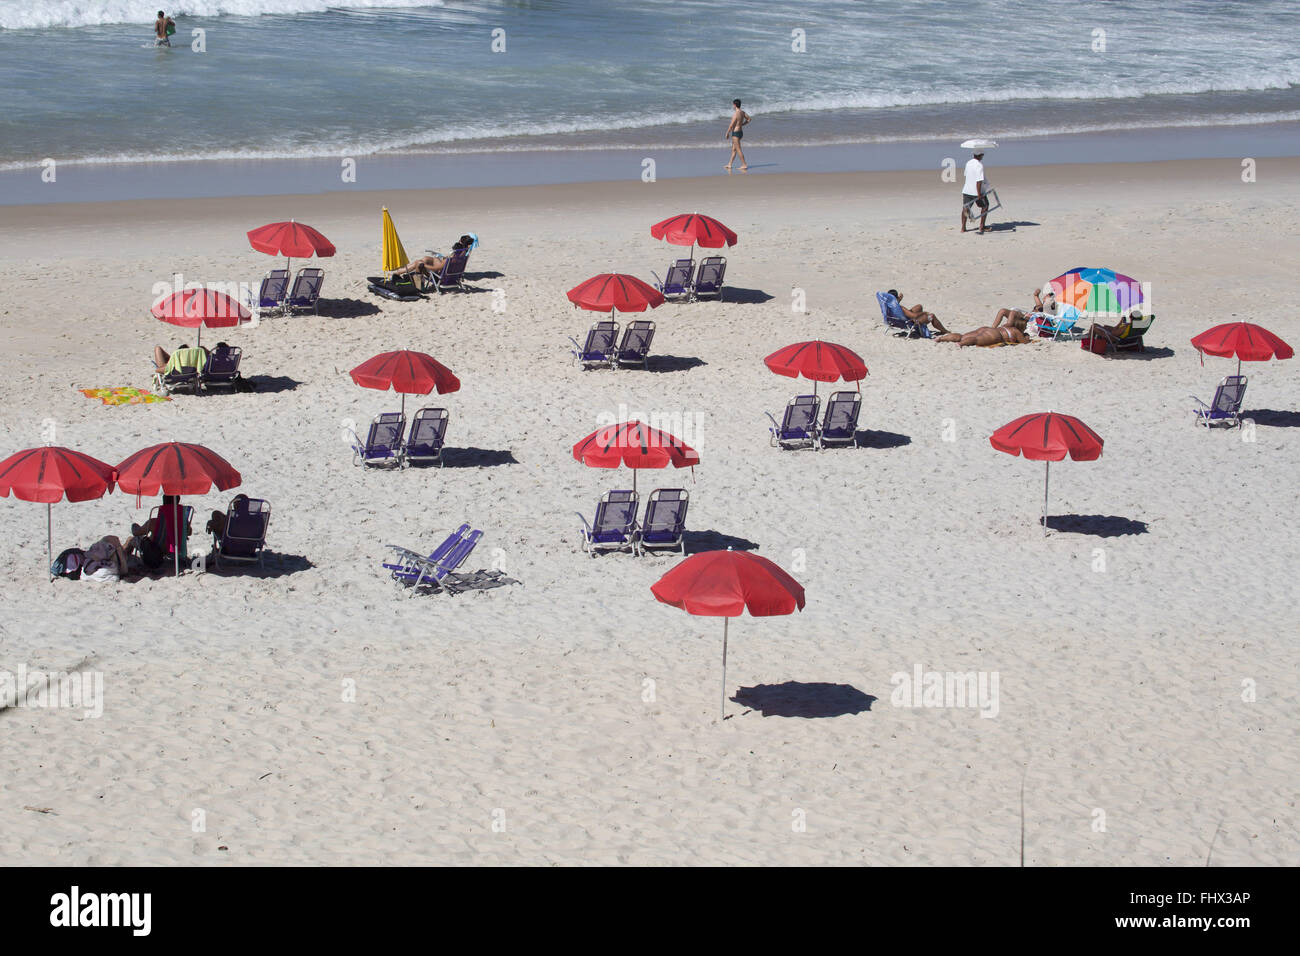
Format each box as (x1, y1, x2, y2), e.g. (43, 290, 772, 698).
(636, 488, 689, 556)
(147, 503, 195, 566)
(576, 489, 639, 556)
(253, 268, 289, 316)
(349, 412, 406, 468)
(766, 394, 821, 450)
(286, 267, 325, 314)
(201, 344, 242, 390)
(1083, 313, 1156, 355)
(212, 496, 270, 569)
(819, 391, 861, 448)
(651, 259, 695, 302)
(692, 256, 727, 301)
(1032, 305, 1083, 340)
(404, 407, 449, 466)
(962, 185, 1002, 222)
(875, 291, 935, 338)
(152, 346, 207, 394)
(384, 525, 483, 595)
(569, 319, 618, 369)
(615, 320, 656, 369)
(1192, 375, 1248, 428)
(421, 249, 470, 293)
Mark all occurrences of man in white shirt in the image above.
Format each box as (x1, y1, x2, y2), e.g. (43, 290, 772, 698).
(961, 152, 988, 234)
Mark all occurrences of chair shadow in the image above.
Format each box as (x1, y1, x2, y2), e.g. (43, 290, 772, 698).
(683, 530, 760, 554)
(855, 429, 911, 449)
(207, 552, 314, 578)
(438, 447, 518, 468)
(1109, 345, 1174, 361)
(719, 287, 775, 305)
(982, 220, 1039, 233)
(646, 355, 707, 373)
(1243, 408, 1300, 428)
(1045, 514, 1148, 537)
(318, 298, 382, 318)
(463, 270, 505, 281)
(732, 682, 877, 718)
(244, 375, 301, 394)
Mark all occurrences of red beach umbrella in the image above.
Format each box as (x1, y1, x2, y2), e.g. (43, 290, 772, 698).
(990, 412, 1103, 534)
(115, 442, 242, 576)
(650, 213, 738, 259)
(247, 219, 336, 275)
(1191, 322, 1293, 376)
(764, 340, 868, 395)
(572, 420, 699, 493)
(151, 289, 252, 349)
(567, 274, 664, 315)
(0, 446, 116, 575)
(350, 350, 461, 416)
(651, 550, 805, 719)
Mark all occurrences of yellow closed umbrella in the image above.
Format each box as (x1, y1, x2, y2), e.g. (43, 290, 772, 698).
(381, 206, 409, 273)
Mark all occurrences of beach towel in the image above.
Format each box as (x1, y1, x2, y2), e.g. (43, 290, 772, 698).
(164, 347, 207, 375)
(80, 387, 172, 405)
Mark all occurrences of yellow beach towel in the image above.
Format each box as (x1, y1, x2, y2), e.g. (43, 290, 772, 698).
(81, 387, 172, 405)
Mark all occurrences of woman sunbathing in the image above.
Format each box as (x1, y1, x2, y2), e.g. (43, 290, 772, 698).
(936, 325, 1031, 347)
(390, 235, 474, 281)
(886, 289, 951, 334)
(992, 288, 1056, 331)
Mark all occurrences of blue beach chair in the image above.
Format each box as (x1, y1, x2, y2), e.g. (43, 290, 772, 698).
(569, 319, 618, 369)
(253, 268, 289, 316)
(819, 391, 861, 448)
(202, 344, 242, 390)
(350, 412, 406, 468)
(422, 248, 470, 293)
(212, 496, 270, 569)
(287, 267, 325, 314)
(766, 395, 821, 450)
(576, 489, 639, 556)
(1032, 304, 1083, 340)
(404, 407, 449, 467)
(384, 525, 483, 595)
(616, 320, 655, 368)
(875, 291, 934, 338)
(652, 259, 695, 301)
(692, 256, 726, 301)
(1192, 375, 1248, 428)
(636, 489, 689, 556)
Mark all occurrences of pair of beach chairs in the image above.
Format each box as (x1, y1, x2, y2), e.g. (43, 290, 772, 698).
(652, 256, 727, 302)
(576, 488, 689, 557)
(153, 344, 244, 395)
(210, 495, 272, 569)
(253, 267, 326, 316)
(569, 319, 655, 369)
(1192, 375, 1248, 428)
(767, 392, 861, 450)
(349, 409, 450, 468)
(383, 523, 482, 595)
(875, 291, 939, 339)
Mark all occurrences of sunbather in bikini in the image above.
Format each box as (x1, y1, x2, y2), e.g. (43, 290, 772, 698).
(389, 236, 473, 281)
(992, 288, 1056, 331)
(936, 325, 1031, 347)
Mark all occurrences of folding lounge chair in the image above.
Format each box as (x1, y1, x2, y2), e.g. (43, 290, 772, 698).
(962, 185, 1002, 222)
(148, 503, 195, 566)
(384, 525, 483, 596)
(202, 344, 242, 390)
(569, 319, 618, 369)
(1192, 375, 1248, 428)
(636, 488, 689, 556)
(1083, 313, 1155, 355)
(404, 407, 449, 466)
(819, 391, 861, 448)
(616, 320, 655, 369)
(576, 489, 639, 556)
(212, 496, 270, 569)
(651, 259, 695, 302)
(253, 268, 289, 316)
(766, 395, 821, 450)
(1032, 305, 1083, 340)
(692, 256, 727, 301)
(349, 412, 406, 468)
(152, 346, 206, 394)
(383, 523, 468, 581)
(421, 249, 470, 293)
(875, 291, 935, 339)
(286, 267, 325, 314)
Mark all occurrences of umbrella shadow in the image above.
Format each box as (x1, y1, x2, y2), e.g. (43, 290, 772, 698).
(1243, 409, 1300, 428)
(1045, 514, 1148, 537)
(683, 530, 760, 554)
(855, 429, 911, 449)
(646, 355, 707, 373)
(243, 375, 301, 394)
(438, 447, 518, 468)
(732, 682, 876, 718)
(719, 287, 775, 305)
(317, 298, 382, 318)
(1107, 345, 1174, 361)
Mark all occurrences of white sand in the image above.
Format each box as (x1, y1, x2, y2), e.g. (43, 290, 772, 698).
(1, 159, 1297, 865)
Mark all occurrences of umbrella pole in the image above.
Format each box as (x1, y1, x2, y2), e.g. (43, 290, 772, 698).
(47, 503, 53, 580)
(720, 618, 729, 720)
(1043, 461, 1050, 535)
(174, 499, 181, 578)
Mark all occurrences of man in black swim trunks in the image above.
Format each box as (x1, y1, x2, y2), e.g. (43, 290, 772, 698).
(725, 98, 750, 171)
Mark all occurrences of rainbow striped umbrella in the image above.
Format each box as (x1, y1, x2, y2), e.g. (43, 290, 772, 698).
(1049, 267, 1143, 318)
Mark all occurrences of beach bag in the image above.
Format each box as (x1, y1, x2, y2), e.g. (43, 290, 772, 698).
(51, 547, 86, 580)
(1081, 333, 1108, 355)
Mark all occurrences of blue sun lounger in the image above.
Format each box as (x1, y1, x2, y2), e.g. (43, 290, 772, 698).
(422, 248, 470, 293)
(350, 412, 406, 468)
(766, 394, 821, 450)
(202, 344, 242, 390)
(212, 496, 270, 569)
(286, 267, 325, 314)
(569, 319, 618, 369)
(819, 391, 861, 448)
(692, 256, 726, 301)
(875, 291, 935, 338)
(577, 489, 639, 556)
(652, 259, 695, 301)
(616, 320, 655, 368)
(384, 524, 483, 595)
(253, 268, 290, 316)
(404, 407, 449, 466)
(637, 488, 689, 555)
(1192, 375, 1248, 428)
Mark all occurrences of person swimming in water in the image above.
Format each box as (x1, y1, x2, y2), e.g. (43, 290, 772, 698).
(725, 99, 750, 171)
(155, 11, 175, 46)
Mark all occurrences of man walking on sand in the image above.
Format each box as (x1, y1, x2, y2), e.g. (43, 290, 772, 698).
(725, 99, 750, 171)
(961, 151, 989, 233)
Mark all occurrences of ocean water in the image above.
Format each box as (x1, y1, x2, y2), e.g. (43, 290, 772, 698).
(0, 0, 1297, 172)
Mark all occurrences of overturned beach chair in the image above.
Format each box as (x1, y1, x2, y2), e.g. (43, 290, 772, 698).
(1192, 375, 1248, 428)
(637, 488, 689, 556)
(253, 268, 290, 316)
(349, 412, 406, 468)
(819, 391, 861, 448)
(404, 407, 449, 466)
(766, 394, 821, 450)
(421, 249, 470, 293)
(569, 319, 618, 369)
(286, 267, 325, 314)
(384, 524, 483, 595)
(212, 496, 270, 569)
(616, 320, 655, 369)
(692, 256, 726, 301)
(202, 344, 242, 390)
(875, 291, 935, 339)
(576, 489, 639, 556)
(651, 259, 695, 302)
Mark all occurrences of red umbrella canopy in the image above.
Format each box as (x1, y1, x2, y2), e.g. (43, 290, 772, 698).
(572, 420, 700, 470)
(115, 442, 241, 497)
(567, 274, 665, 313)
(651, 550, 805, 618)
(247, 220, 336, 259)
(350, 350, 461, 395)
(0, 447, 116, 504)
(1191, 322, 1293, 363)
(764, 340, 868, 384)
(650, 213, 738, 249)
(151, 289, 251, 329)
(990, 412, 1103, 462)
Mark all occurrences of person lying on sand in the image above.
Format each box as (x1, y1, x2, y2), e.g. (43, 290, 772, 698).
(886, 289, 951, 335)
(992, 288, 1056, 331)
(935, 325, 1031, 347)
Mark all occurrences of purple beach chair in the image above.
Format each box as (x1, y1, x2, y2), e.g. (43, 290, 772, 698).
(651, 259, 695, 301)
(384, 524, 483, 595)
(1192, 375, 1248, 428)
(766, 394, 821, 450)
(636, 488, 689, 556)
(569, 319, 619, 369)
(819, 391, 861, 448)
(287, 267, 325, 314)
(202, 344, 242, 390)
(616, 319, 655, 368)
(212, 495, 270, 569)
(576, 489, 639, 556)
(254, 268, 290, 316)
(692, 256, 726, 301)
(350, 412, 406, 468)
(404, 407, 449, 466)
(422, 249, 470, 293)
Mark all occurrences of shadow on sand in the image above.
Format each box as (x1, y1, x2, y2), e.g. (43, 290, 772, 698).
(647, 355, 707, 373)
(1045, 514, 1148, 537)
(438, 447, 518, 468)
(683, 530, 760, 554)
(855, 429, 912, 449)
(733, 682, 877, 718)
(1243, 408, 1300, 428)
(318, 298, 383, 319)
